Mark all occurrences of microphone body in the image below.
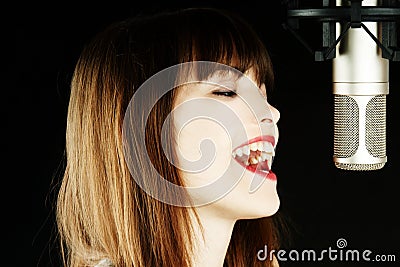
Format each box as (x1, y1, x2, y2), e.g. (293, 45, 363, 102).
(333, 0, 389, 171)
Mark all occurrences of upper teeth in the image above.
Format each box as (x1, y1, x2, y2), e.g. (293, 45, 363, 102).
(232, 141, 275, 170)
(232, 141, 274, 157)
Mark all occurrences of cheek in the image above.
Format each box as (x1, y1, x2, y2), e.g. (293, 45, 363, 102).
(174, 119, 233, 187)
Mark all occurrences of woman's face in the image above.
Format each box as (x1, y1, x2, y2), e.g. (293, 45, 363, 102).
(172, 65, 280, 220)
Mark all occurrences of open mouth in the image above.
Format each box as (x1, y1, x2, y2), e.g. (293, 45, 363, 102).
(232, 136, 276, 179)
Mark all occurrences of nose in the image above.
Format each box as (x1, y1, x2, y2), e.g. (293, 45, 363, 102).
(257, 84, 280, 124)
(268, 104, 280, 123)
(259, 103, 280, 124)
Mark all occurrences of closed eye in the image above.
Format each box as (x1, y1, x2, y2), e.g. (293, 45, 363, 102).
(212, 90, 237, 97)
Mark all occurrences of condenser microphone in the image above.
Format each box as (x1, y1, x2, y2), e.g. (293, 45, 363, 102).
(333, 0, 388, 171)
(284, 0, 399, 170)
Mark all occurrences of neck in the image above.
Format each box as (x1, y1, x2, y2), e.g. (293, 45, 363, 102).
(189, 207, 236, 267)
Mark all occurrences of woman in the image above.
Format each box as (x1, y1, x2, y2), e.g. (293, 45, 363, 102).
(56, 7, 284, 267)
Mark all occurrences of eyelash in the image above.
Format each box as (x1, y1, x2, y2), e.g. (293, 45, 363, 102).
(212, 91, 237, 97)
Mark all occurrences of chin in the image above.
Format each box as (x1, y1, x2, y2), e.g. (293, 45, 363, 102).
(243, 197, 280, 219)
(260, 195, 280, 217)
(229, 191, 280, 220)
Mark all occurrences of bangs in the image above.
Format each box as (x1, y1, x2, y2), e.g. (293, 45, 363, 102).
(176, 8, 274, 89)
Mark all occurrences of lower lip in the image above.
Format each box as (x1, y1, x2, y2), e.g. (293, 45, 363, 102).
(244, 164, 277, 181)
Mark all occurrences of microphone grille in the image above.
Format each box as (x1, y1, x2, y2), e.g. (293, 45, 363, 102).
(333, 95, 359, 158)
(333, 94, 386, 171)
(365, 95, 386, 157)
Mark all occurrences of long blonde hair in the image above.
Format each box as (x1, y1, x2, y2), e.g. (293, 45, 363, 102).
(56, 7, 283, 266)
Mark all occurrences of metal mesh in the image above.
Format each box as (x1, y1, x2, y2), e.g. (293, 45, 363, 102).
(366, 95, 386, 157)
(335, 162, 385, 171)
(334, 95, 359, 158)
(334, 94, 386, 171)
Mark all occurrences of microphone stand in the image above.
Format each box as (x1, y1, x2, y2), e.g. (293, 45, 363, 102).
(282, 0, 400, 62)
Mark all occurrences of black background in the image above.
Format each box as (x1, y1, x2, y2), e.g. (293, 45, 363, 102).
(15, 0, 400, 266)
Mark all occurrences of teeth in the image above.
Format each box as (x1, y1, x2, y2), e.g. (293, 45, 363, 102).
(257, 142, 264, 151)
(250, 143, 258, 151)
(232, 141, 275, 169)
(233, 141, 274, 156)
(242, 145, 250, 155)
(267, 155, 272, 170)
(261, 152, 268, 161)
(263, 142, 274, 155)
(235, 148, 243, 157)
(249, 157, 259, 164)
